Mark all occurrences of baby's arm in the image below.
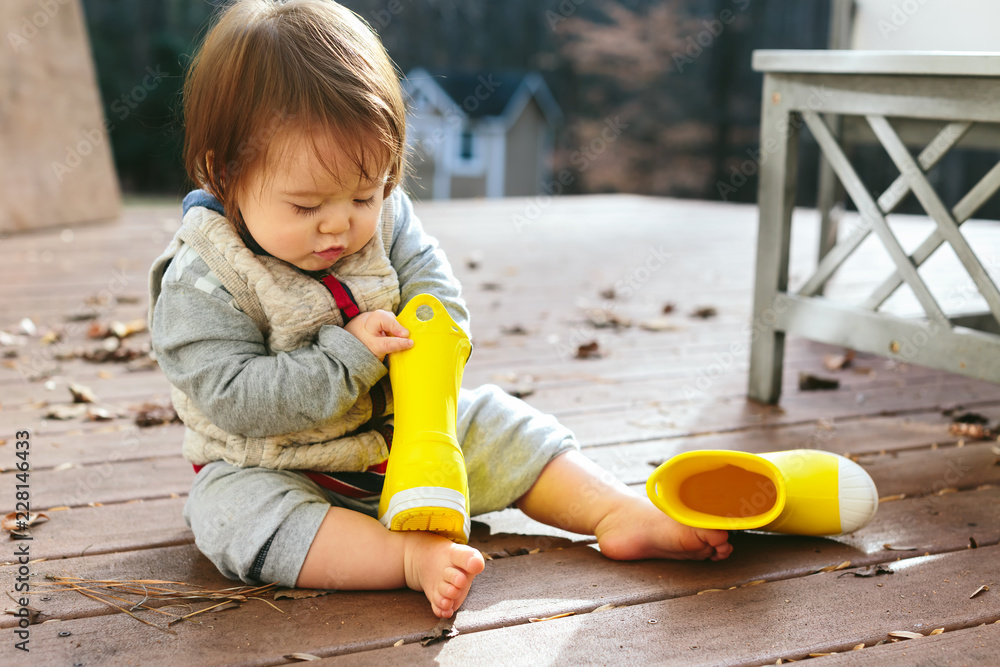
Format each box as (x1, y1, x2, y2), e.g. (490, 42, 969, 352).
(152, 278, 387, 438)
(388, 190, 470, 333)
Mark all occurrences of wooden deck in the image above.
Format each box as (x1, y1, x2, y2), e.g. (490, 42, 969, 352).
(2, 195, 999, 665)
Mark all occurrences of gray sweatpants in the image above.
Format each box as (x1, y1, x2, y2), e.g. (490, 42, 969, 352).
(183, 384, 579, 587)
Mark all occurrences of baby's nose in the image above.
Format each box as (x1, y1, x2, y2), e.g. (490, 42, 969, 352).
(318, 214, 350, 235)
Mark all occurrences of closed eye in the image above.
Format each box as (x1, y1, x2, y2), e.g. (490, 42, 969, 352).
(354, 196, 377, 208)
(292, 203, 321, 216)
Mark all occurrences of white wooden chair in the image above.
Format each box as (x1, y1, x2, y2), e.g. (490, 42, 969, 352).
(748, 42, 1000, 403)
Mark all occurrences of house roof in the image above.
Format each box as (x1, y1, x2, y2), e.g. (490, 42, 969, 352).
(405, 68, 563, 126)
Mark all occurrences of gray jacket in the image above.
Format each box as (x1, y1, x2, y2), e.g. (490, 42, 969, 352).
(148, 188, 468, 471)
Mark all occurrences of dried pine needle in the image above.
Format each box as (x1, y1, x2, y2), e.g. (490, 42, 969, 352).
(970, 585, 990, 599)
(528, 612, 575, 622)
(33, 575, 280, 632)
(814, 561, 851, 574)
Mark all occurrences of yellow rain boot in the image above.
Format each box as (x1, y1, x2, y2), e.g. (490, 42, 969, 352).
(378, 294, 473, 543)
(646, 449, 878, 536)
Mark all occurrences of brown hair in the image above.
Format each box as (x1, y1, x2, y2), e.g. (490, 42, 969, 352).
(182, 0, 407, 252)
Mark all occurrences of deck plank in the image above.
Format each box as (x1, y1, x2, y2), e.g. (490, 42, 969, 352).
(821, 620, 1000, 665)
(313, 545, 1000, 666)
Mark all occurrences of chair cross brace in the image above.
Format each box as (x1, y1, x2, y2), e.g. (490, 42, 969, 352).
(798, 112, 1000, 328)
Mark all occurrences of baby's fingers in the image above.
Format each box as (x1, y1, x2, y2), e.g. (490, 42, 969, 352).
(369, 310, 410, 338)
(372, 334, 414, 358)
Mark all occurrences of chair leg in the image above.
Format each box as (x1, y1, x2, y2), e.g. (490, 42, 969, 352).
(748, 76, 799, 405)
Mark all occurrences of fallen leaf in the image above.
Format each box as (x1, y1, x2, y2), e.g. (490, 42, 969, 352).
(585, 309, 630, 329)
(134, 402, 181, 428)
(824, 350, 856, 371)
(689, 306, 717, 319)
(87, 322, 110, 339)
(3, 605, 43, 625)
(284, 653, 321, 661)
(929, 628, 945, 635)
(85, 407, 115, 422)
(798, 372, 840, 391)
(529, 612, 575, 622)
(420, 618, 459, 646)
(839, 564, 893, 578)
(464, 251, 483, 270)
(44, 404, 89, 420)
(2, 512, 49, 532)
(888, 631, 925, 639)
(0, 331, 28, 347)
(970, 585, 990, 599)
(852, 643, 865, 650)
(82, 346, 147, 363)
(575, 341, 601, 359)
(949, 422, 993, 440)
(883, 543, 918, 551)
(40, 331, 61, 345)
(273, 588, 334, 600)
(638, 317, 678, 332)
(109, 319, 147, 339)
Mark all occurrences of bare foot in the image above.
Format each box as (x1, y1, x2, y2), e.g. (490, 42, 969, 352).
(594, 496, 733, 562)
(403, 533, 486, 618)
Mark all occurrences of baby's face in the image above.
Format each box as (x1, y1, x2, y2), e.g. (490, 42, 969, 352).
(237, 128, 386, 271)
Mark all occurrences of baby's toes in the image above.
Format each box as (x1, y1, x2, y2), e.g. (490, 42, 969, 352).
(444, 566, 469, 590)
(701, 529, 730, 548)
(451, 547, 485, 575)
(437, 579, 461, 603)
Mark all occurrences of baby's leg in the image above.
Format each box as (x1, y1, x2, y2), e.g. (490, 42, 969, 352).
(516, 450, 733, 562)
(296, 508, 485, 618)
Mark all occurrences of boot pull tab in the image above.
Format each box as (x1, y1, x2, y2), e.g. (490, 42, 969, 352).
(397, 294, 472, 362)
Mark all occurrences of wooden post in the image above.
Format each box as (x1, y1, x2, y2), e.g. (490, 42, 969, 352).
(1, 0, 120, 234)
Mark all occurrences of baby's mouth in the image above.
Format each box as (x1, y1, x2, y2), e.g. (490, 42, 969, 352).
(314, 246, 345, 262)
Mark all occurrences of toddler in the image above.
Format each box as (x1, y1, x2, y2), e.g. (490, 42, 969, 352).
(149, 0, 732, 619)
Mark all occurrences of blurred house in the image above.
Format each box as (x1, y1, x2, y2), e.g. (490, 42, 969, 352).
(403, 69, 562, 199)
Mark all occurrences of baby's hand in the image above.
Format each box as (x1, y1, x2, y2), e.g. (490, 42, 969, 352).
(344, 310, 414, 361)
